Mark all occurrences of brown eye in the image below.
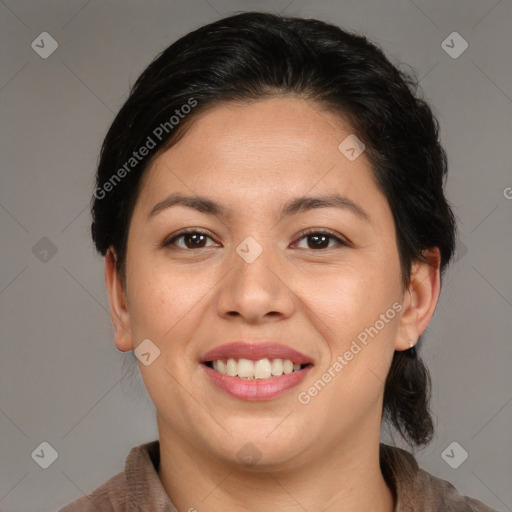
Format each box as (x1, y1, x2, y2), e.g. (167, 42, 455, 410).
(164, 230, 217, 249)
(294, 230, 348, 250)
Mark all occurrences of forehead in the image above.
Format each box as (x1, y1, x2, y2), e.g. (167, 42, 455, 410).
(167, 96, 356, 163)
(135, 97, 388, 220)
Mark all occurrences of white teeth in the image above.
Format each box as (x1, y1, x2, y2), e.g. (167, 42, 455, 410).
(254, 359, 272, 379)
(209, 358, 304, 379)
(283, 360, 293, 374)
(237, 358, 255, 378)
(226, 358, 237, 376)
(271, 358, 283, 376)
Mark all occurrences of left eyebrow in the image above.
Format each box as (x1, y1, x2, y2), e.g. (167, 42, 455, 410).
(277, 193, 371, 223)
(147, 192, 370, 222)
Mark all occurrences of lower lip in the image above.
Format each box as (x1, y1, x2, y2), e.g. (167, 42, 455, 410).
(202, 364, 312, 401)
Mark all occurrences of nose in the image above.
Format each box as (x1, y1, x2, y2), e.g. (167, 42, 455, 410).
(214, 240, 296, 325)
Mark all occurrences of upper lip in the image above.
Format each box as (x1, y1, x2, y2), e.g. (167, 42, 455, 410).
(201, 342, 313, 365)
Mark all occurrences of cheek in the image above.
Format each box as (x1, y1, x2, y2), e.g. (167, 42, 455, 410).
(301, 260, 399, 344)
(298, 256, 401, 410)
(125, 257, 199, 343)
(125, 254, 229, 366)
(300, 268, 399, 418)
(125, 264, 205, 399)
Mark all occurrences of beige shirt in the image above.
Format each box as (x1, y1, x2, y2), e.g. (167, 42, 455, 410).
(59, 440, 496, 511)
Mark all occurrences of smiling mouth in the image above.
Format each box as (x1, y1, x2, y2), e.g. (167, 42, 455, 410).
(203, 358, 312, 380)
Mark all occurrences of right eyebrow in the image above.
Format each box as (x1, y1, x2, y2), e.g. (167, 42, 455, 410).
(148, 193, 228, 219)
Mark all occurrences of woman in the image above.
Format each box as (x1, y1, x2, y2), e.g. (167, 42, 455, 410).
(60, 11, 496, 511)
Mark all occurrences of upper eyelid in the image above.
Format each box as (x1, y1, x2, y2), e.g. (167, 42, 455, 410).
(297, 228, 346, 240)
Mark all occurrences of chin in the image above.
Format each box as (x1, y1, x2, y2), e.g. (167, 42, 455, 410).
(204, 421, 311, 470)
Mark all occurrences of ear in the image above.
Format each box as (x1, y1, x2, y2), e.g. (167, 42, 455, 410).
(104, 247, 134, 352)
(395, 247, 441, 351)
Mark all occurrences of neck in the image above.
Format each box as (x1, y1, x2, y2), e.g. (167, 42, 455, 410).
(156, 420, 395, 512)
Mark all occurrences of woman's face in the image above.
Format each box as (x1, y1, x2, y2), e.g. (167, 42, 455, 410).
(112, 97, 415, 468)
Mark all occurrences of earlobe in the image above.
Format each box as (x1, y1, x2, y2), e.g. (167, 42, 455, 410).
(104, 247, 134, 352)
(395, 247, 441, 352)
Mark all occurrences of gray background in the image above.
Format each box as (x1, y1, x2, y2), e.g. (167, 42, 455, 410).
(0, 1, 511, 511)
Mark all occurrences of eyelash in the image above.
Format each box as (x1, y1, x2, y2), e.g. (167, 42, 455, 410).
(162, 228, 349, 250)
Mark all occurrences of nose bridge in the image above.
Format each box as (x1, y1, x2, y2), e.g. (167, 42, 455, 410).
(233, 232, 279, 297)
(215, 232, 294, 322)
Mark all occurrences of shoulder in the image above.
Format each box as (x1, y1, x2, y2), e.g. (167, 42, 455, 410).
(58, 440, 161, 512)
(58, 471, 126, 512)
(413, 468, 498, 512)
(380, 443, 498, 511)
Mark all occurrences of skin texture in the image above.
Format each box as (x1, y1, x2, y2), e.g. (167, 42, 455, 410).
(105, 96, 441, 511)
